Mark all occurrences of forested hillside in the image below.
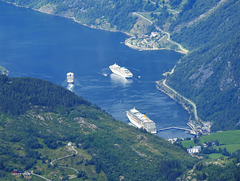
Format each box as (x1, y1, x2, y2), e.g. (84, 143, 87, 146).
(167, 0, 240, 131)
(1, 0, 150, 32)
(0, 75, 195, 180)
(0, 0, 193, 34)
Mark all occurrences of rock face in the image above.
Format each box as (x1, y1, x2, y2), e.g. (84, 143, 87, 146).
(189, 63, 214, 89)
(167, 0, 240, 131)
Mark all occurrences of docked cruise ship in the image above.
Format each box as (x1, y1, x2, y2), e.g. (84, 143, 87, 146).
(109, 63, 133, 78)
(67, 72, 74, 84)
(126, 108, 157, 134)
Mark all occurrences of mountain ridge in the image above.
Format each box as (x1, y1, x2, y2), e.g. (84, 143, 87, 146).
(168, 0, 240, 131)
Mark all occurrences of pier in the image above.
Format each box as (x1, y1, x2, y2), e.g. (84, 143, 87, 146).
(157, 127, 197, 135)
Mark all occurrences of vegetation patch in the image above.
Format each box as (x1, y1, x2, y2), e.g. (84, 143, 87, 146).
(0, 75, 195, 181)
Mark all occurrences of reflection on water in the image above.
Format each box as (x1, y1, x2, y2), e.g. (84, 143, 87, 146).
(110, 73, 133, 86)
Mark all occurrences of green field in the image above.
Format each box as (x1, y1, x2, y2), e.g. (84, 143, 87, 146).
(181, 140, 195, 148)
(208, 153, 225, 159)
(199, 130, 240, 145)
(181, 130, 240, 155)
(215, 144, 240, 154)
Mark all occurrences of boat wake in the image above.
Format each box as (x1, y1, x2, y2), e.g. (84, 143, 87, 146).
(67, 84, 74, 92)
(98, 68, 111, 77)
(110, 73, 133, 86)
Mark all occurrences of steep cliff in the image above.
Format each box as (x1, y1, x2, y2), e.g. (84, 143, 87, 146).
(168, 0, 240, 131)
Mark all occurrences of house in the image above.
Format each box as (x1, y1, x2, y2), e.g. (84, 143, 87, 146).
(168, 138, 178, 144)
(24, 171, 32, 180)
(150, 32, 159, 38)
(68, 142, 72, 147)
(187, 146, 201, 154)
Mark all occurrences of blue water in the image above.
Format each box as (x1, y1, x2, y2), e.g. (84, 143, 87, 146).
(0, 2, 191, 139)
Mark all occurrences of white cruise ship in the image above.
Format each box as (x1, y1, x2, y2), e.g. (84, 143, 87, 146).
(109, 63, 133, 78)
(126, 108, 157, 134)
(67, 72, 74, 84)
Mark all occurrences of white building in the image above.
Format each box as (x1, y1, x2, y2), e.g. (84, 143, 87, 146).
(187, 146, 201, 154)
(150, 32, 159, 38)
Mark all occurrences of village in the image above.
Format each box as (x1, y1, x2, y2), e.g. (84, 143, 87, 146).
(125, 31, 178, 51)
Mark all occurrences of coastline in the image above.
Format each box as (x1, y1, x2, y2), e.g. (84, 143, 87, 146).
(125, 40, 188, 54)
(35, 8, 186, 54)
(156, 79, 211, 136)
(156, 80, 194, 118)
(4, 1, 133, 37)
(3, 1, 187, 54)
(125, 41, 173, 51)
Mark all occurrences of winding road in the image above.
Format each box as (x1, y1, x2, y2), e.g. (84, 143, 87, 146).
(50, 146, 78, 166)
(49, 145, 79, 179)
(132, 12, 189, 54)
(32, 146, 79, 181)
(162, 79, 199, 122)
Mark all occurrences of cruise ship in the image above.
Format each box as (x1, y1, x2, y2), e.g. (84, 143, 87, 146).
(109, 63, 133, 78)
(126, 108, 157, 134)
(67, 72, 74, 84)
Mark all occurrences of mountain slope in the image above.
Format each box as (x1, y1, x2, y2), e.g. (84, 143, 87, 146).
(0, 75, 195, 180)
(167, 0, 240, 131)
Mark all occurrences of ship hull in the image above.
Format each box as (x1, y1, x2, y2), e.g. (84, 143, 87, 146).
(110, 68, 132, 78)
(126, 111, 142, 128)
(109, 63, 133, 78)
(126, 108, 157, 134)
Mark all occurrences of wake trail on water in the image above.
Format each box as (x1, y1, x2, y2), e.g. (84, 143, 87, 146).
(67, 84, 74, 92)
(98, 67, 111, 77)
(132, 76, 141, 82)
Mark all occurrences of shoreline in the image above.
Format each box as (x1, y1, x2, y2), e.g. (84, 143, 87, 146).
(156, 79, 211, 136)
(156, 80, 193, 119)
(3, 1, 187, 54)
(125, 40, 188, 54)
(4, 1, 133, 37)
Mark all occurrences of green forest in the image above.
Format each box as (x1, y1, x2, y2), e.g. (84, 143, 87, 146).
(0, 75, 239, 180)
(168, 0, 240, 131)
(0, 0, 204, 33)
(0, 75, 195, 180)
